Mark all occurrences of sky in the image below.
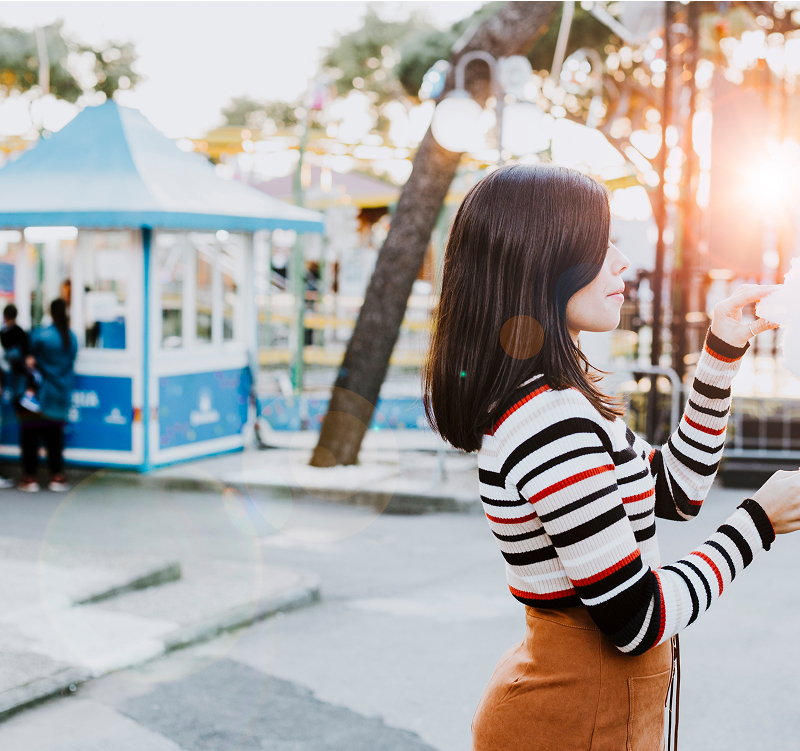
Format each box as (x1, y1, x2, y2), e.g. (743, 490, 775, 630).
(1, 1, 484, 137)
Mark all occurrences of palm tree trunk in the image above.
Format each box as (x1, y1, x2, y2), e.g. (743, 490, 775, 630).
(311, 1, 560, 467)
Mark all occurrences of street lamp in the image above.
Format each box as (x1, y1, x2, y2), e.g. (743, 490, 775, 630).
(430, 50, 505, 160)
(431, 52, 548, 163)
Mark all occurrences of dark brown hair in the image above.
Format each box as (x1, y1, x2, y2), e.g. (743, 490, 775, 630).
(423, 163, 623, 453)
(50, 298, 70, 351)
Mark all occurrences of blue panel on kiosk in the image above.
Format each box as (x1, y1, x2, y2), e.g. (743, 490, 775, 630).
(98, 319, 126, 350)
(259, 395, 429, 431)
(159, 368, 249, 449)
(66, 375, 133, 451)
(0, 374, 133, 451)
(0, 263, 14, 295)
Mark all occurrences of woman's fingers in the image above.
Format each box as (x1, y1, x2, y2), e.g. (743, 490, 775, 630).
(720, 284, 780, 314)
(751, 317, 780, 335)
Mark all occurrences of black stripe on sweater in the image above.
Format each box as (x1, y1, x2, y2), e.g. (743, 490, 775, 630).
(649, 450, 686, 522)
(618, 467, 650, 485)
(705, 540, 736, 582)
(510, 591, 582, 609)
(687, 398, 728, 419)
(706, 330, 749, 360)
(664, 464, 703, 519)
(574, 555, 643, 601)
(502, 417, 614, 481)
(630, 575, 665, 655)
(667, 437, 719, 477)
(681, 559, 713, 610)
(718, 523, 753, 568)
(480, 495, 528, 508)
(492, 527, 546, 543)
(586, 570, 653, 644)
(693, 379, 731, 401)
(611, 445, 638, 466)
(663, 564, 700, 625)
(538, 483, 617, 523)
(516, 445, 607, 490)
(501, 546, 558, 567)
(676, 426, 725, 455)
(478, 467, 504, 488)
(548, 504, 626, 548)
(634, 522, 656, 542)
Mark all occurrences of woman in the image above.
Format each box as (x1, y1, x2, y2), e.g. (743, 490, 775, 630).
(18, 299, 77, 493)
(423, 164, 800, 751)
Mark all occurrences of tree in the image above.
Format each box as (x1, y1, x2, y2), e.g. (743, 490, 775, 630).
(0, 21, 138, 102)
(310, 1, 560, 467)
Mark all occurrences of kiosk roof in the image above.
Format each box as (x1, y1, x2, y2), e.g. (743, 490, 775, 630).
(0, 101, 324, 233)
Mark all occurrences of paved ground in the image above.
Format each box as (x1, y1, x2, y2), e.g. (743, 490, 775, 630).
(0, 472, 798, 749)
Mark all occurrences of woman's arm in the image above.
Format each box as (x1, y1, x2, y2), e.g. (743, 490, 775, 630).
(514, 419, 773, 655)
(648, 285, 779, 521)
(648, 330, 746, 522)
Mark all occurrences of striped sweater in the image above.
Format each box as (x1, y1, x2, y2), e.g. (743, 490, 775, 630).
(478, 331, 775, 655)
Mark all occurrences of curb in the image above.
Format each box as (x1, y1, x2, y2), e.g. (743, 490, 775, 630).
(0, 666, 91, 721)
(74, 561, 182, 606)
(0, 573, 321, 722)
(92, 472, 481, 515)
(163, 573, 320, 651)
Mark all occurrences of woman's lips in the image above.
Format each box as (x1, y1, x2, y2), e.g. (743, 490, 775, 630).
(608, 293, 624, 301)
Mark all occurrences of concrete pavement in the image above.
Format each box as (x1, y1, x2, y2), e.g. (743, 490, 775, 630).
(2, 481, 800, 750)
(0, 470, 321, 720)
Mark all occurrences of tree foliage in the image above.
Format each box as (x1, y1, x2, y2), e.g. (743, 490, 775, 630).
(0, 21, 138, 102)
(221, 95, 298, 131)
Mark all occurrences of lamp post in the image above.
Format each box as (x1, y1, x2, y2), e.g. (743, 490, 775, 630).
(290, 79, 330, 395)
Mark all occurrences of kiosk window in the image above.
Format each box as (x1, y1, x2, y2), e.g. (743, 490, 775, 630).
(193, 235, 214, 343)
(81, 231, 131, 350)
(157, 233, 184, 349)
(220, 239, 243, 341)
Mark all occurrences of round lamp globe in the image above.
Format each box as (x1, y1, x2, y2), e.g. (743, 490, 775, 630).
(431, 92, 485, 153)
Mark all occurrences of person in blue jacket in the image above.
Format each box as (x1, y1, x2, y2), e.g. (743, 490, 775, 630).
(17, 299, 77, 493)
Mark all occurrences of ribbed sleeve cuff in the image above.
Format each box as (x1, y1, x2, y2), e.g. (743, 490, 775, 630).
(705, 330, 749, 361)
(738, 498, 776, 551)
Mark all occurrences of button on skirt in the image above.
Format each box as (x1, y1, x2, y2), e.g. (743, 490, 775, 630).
(472, 606, 673, 751)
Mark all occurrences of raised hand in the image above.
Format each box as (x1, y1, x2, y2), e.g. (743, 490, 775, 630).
(711, 284, 780, 348)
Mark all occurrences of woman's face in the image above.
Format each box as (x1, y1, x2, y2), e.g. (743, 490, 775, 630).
(565, 243, 630, 342)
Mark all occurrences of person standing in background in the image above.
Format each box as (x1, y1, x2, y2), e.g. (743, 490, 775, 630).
(0, 304, 25, 489)
(17, 299, 77, 493)
(1, 304, 43, 414)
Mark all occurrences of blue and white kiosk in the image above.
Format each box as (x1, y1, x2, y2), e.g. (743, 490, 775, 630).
(0, 101, 323, 469)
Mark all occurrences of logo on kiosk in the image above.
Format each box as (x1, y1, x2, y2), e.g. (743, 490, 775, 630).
(103, 407, 127, 425)
(189, 388, 220, 427)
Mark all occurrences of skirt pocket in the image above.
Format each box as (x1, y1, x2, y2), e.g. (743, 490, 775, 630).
(626, 668, 672, 751)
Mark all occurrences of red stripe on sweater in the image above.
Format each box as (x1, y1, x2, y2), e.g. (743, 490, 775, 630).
(486, 511, 538, 525)
(529, 464, 615, 504)
(704, 343, 738, 363)
(684, 416, 726, 436)
(691, 551, 724, 596)
(572, 549, 641, 587)
(508, 584, 576, 602)
(653, 570, 667, 645)
(622, 488, 655, 504)
(648, 448, 656, 463)
(491, 385, 550, 434)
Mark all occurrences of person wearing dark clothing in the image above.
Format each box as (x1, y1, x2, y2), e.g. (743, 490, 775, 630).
(17, 299, 77, 493)
(1, 304, 43, 413)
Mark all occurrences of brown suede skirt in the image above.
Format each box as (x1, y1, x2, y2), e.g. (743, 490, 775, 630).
(472, 606, 673, 751)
